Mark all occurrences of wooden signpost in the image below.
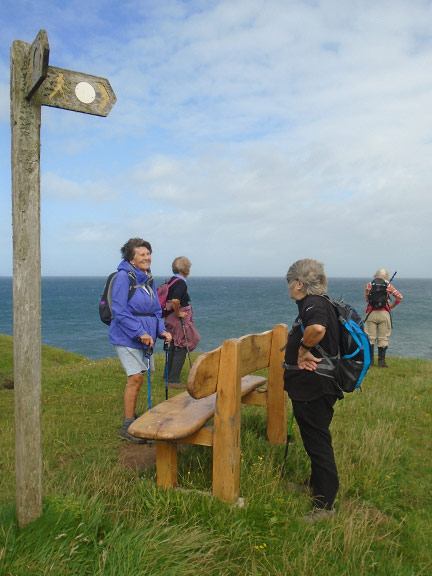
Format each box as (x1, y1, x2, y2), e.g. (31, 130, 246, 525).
(10, 29, 116, 527)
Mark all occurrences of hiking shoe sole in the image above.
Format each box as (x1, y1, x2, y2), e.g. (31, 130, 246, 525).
(119, 430, 147, 444)
(301, 508, 336, 523)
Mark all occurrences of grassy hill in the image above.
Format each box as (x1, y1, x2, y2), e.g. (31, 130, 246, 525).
(1, 334, 431, 575)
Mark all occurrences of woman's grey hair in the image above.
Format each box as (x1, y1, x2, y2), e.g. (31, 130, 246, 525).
(172, 256, 192, 276)
(121, 238, 152, 261)
(374, 269, 389, 281)
(286, 258, 327, 295)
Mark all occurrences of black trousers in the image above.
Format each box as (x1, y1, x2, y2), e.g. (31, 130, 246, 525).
(292, 395, 339, 509)
(167, 344, 187, 383)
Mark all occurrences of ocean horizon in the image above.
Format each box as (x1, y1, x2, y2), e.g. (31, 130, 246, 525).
(0, 276, 431, 361)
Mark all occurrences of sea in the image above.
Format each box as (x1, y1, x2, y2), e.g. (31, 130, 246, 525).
(0, 277, 430, 361)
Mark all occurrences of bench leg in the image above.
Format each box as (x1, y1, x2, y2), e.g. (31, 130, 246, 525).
(156, 440, 178, 489)
(212, 339, 241, 503)
(266, 385, 287, 444)
(267, 324, 288, 444)
(213, 431, 240, 503)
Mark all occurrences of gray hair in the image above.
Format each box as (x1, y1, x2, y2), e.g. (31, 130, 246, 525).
(286, 258, 327, 295)
(374, 269, 389, 281)
(172, 256, 192, 276)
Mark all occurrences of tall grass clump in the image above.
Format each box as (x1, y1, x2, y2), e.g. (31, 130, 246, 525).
(1, 334, 431, 575)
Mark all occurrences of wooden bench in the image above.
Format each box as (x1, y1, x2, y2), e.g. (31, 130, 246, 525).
(128, 323, 288, 502)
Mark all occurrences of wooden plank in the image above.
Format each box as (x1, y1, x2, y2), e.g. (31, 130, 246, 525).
(242, 389, 267, 406)
(187, 346, 221, 398)
(180, 426, 214, 447)
(156, 441, 178, 489)
(238, 330, 272, 376)
(128, 392, 216, 440)
(212, 339, 241, 502)
(266, 324, 288, 444)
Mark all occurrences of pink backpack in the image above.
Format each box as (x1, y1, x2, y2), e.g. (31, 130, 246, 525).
(157, 277, 180, 315)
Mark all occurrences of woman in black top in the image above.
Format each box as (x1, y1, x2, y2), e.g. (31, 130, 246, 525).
(284, 258, 342, 522)
(164, 257, 200, 387)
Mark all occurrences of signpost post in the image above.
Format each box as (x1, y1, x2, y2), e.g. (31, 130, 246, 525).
(10, 29, 116, 527)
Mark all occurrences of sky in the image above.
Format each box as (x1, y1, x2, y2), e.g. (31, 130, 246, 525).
(0, 0, 431, 278)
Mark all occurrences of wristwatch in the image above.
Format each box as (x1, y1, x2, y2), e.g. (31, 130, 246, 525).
(299, 339, 314, 351)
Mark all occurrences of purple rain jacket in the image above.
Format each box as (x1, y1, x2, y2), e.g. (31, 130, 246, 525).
(109, 260, 167, 349)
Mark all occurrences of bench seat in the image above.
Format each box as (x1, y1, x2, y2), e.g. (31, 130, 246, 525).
(128, 374, 267, 441)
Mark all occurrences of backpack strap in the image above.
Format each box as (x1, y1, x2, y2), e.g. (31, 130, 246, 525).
(127, 265, 156, 299)
(126, 269, 137, 301)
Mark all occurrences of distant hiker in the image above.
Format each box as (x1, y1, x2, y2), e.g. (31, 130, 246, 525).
(161, 257, 200, 388)
(364, 269, 403, 368)
(109, 238, 172, 443)
(283, 258, 342, 523)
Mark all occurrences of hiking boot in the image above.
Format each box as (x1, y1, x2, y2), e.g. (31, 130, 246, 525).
(301, 507, 336, 523)
(378, 347, 388, 368)
(119, 417, 147, 444)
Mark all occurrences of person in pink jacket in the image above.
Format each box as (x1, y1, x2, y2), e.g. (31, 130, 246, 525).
(163, 257, 200, 387)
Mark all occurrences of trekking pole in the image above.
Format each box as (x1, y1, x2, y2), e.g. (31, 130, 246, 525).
(280, 410, 295, 478)
(145, 347, 153, 410)
(180, 318, 192, 368)
(163, 340, 169, 400)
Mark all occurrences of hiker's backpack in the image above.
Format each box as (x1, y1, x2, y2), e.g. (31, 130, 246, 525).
(316, 295, 371, 392)
(157, 277, 180, 316)
(99, 270, 137, 325)
(367, 278, 388, 309)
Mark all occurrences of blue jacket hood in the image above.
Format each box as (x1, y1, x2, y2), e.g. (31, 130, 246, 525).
(117, 260, 151, 284)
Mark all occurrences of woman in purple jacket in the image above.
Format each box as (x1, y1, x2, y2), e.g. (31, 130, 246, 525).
(109, 238, 172, 443)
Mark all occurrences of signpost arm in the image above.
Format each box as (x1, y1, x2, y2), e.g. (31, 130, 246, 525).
(11, 39, 43, 527)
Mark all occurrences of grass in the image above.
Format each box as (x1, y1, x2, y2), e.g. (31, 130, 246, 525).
(1, 333, 431, 575)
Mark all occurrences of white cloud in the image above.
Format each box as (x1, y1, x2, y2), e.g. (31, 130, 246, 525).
(1, 0, 431, 277)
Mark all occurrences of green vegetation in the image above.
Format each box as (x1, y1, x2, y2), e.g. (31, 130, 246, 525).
(1, 333, 431, 575)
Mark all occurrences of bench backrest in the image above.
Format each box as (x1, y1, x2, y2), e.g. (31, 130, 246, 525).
(187, 324, 287, 399)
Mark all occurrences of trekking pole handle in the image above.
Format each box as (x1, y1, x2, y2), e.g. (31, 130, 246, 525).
(163, 340, 169, 351)
(389, 271, 397, 283)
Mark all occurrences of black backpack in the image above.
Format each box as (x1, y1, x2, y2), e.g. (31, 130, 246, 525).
(368, 278, 388, 309)
(99, 270, 137, 325)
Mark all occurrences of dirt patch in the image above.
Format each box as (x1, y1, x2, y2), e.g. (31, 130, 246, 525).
(1, 376, 14, 389)
(118, 442, 156, 471)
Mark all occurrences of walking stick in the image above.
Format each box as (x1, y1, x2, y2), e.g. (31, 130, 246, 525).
(145, 348, 153, 410)
(163, 340, 169, 400)
(280, 410, 295, 477)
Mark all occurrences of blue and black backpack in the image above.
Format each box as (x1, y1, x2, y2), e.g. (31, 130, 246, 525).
(315, 295, 371, 392)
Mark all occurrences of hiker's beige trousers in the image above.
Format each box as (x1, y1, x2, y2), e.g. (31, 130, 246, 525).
(364, 310, 391, 347)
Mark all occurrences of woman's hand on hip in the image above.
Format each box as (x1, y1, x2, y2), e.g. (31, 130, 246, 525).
(297, 349, 322, 371)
